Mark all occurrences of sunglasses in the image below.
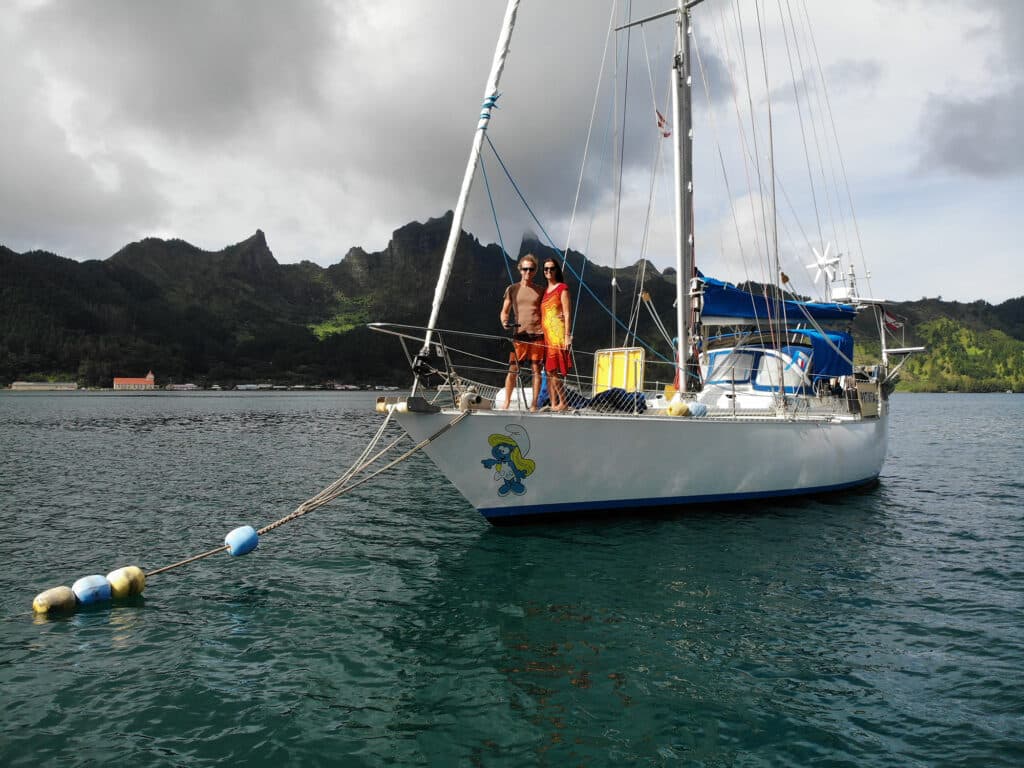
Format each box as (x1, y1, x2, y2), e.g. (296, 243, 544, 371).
(543, 266, 557, 272)
(519, 266, 535, 272)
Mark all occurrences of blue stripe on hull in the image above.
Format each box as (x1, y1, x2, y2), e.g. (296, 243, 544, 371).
(478, 475, 880, 521)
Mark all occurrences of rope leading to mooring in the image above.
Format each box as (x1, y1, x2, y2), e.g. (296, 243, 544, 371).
(257, 412, 469, 534)
(32, 409, 469, 614)
(149, 409, 468, 577)
(144, 410, 403, 577)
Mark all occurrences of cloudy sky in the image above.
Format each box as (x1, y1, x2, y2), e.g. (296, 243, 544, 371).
(2, 0, 1021, 303)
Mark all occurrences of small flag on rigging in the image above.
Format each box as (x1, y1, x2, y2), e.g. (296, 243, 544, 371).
(656, 110, 671, 138)
(883, 310, 904, 332)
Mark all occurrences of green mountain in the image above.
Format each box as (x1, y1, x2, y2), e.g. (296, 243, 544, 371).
(0, 214, 677, 387)
(839, 297, 1024, 392)
(2, 216, 1022, 391)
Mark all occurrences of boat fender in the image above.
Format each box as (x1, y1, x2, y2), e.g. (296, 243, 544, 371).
(688, 403, 708, 418)
(71, 574, 113, 605)
(225, 525, 259, 556)
(106, 566, 146, 598)
(32, 585, 77, 614)
(375, 396, 401, 413)
(667, 400, 689, 417)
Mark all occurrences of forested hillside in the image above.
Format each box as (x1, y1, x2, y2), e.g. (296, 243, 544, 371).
(898, 318, 1024, 392)
(0, 214, 677, 387)
(2, 216, 1021, 391)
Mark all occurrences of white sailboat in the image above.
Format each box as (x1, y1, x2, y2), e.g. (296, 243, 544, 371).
(371, 0, 922, 523)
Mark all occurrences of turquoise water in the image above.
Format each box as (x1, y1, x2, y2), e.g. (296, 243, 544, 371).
(1, 392, 1022, 766)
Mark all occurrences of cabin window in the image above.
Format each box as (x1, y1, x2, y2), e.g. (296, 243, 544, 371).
(753, 349, 812, 392)
(706, 351, 756, 385)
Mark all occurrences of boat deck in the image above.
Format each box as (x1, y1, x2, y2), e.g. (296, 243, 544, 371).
(428, 378, 875, 423)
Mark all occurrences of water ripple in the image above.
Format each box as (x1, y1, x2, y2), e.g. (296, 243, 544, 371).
(1, 392, 1022, 765)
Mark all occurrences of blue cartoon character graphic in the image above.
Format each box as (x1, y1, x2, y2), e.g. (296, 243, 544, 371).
(481, 424, 535, 496)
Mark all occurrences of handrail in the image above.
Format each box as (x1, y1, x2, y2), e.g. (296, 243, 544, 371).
(368, 322, 514, 346)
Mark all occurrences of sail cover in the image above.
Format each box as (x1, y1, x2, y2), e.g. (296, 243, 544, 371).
(700, 276, 857, 324)
(788, 329, 854, 379)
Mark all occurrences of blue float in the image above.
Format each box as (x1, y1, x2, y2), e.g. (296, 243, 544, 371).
(71, 574, 112, 605)
(689, 402, 709, 418)
(225, 525, 259, 556)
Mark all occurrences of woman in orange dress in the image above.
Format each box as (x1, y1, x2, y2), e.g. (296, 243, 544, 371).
(541, 259, 573, 411)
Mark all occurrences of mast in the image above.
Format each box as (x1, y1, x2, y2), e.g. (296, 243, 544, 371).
(672, 0, 698, 392)
(880, 306, 889, 367)
(418, 0, 521, 364)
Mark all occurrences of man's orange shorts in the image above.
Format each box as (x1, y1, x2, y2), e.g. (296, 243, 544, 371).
(510, 337, 545, 364)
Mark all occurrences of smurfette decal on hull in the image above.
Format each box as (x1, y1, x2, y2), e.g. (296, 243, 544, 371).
(481, 424, 535, 496)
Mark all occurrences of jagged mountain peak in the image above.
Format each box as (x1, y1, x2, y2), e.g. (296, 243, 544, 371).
(105, 230, 280, 287)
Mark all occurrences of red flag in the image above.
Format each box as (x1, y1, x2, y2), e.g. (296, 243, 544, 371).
(884, 310, 903, 332)
(656, 110, 671, 138)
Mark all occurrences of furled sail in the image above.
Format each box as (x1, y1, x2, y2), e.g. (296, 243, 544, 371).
(699, 276, 857, 325)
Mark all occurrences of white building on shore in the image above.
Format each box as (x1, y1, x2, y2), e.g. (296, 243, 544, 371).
(10, 381, 77, 391)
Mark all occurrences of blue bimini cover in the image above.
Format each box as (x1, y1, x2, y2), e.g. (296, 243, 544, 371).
(788, 329, 854, 380)
(701, 276, 857, 324)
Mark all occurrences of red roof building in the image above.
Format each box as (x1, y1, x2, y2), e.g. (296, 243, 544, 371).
(113, 371, 156, 390)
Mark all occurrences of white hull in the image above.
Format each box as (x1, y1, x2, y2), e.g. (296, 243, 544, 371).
(396, 406, 888, 522)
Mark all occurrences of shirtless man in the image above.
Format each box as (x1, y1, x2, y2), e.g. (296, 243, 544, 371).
(499, 254, 545, 411)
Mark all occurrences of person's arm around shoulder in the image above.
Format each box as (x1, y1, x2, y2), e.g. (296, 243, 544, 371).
(560, 283, 572, 348)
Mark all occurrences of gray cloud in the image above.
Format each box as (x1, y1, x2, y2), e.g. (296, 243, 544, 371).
(985, 0, 1024, 71)
(916, 0, 1024, 177)
(919, 85, 1024, 176)
(307, 2, 692, 254)
(26, 0, 336, 143)
(0, 17, 165, 259)
(823, 59, 883, 94)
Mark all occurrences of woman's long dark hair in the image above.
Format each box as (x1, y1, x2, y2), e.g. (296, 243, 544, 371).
(543, 260, 565, 284)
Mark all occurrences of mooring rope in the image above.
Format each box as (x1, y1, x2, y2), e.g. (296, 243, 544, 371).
(144, 409, 469, 579)
(144, 544, 231, 578)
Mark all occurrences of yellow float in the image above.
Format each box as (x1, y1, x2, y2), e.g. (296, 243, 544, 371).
(106, 566, 146, 598)
(32, 586, 77, 614)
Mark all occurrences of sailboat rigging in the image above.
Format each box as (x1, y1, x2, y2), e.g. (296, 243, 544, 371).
(370, 0, 923, 524)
